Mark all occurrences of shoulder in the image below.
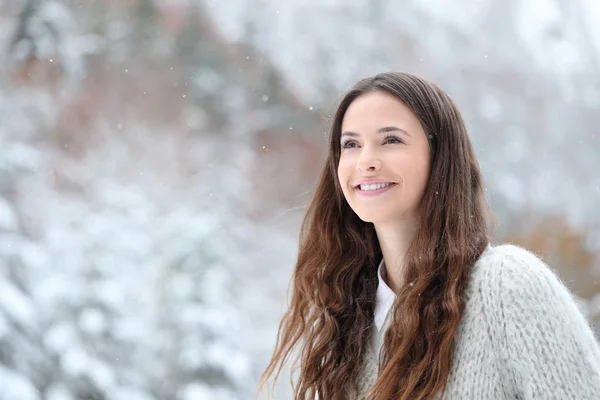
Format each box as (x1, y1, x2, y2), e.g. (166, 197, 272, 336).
(475, 242, 547, 274)
(468, 243, 591, 326)
(469, 247, 600, 397)
(471, 243, 593, 334)
(472, 243, 565, 294)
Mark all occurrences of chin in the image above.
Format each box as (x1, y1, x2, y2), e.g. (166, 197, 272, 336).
(353, 207, 410, 226)
(353, 211, 386, 224)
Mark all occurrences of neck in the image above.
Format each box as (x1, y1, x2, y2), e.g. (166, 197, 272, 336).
(374, 215, 419, 293)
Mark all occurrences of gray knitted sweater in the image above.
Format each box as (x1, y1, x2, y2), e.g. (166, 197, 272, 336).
(356, 244, 600, 399)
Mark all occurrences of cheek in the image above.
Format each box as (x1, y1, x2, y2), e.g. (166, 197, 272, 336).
(337, 157, 352, 182)
(402, 159, 430, 194)
(336, 166, 345, 192)
(414, 162, 431, 193)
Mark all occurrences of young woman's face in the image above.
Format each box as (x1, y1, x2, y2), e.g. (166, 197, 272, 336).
(337, 91, 431, 224)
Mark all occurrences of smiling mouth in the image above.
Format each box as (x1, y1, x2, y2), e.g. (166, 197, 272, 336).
(355, 182, 397, 192)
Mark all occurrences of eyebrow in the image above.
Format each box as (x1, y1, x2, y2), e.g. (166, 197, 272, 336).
(340, 126, 411, 139)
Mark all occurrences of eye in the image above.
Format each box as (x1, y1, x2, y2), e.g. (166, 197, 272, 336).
(384, 134, 404, 144)
(341, 140, 358, 149)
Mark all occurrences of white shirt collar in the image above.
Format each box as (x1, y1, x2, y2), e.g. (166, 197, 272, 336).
(374, 244, 492, 332)
(374, 258, 397, 331)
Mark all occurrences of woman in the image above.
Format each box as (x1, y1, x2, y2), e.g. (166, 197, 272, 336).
(258, 72, 600, 399)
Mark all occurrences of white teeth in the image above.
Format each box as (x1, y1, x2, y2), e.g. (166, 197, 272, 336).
(359, 183, 393, 191)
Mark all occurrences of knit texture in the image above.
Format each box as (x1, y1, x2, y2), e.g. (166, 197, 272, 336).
(355, 244, 600, 399)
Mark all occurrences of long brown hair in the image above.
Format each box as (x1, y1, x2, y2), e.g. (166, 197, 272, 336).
(258, 72, 492, 400)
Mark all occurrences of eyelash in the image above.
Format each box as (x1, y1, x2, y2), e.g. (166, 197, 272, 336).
(341, 134, 404, 149)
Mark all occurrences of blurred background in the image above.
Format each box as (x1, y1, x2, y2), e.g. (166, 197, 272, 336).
(0, 0, 599, 399)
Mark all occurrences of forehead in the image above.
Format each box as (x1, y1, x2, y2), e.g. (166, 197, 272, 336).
(341, 91, 420, 132)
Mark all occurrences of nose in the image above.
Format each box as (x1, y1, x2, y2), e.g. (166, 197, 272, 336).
(356, 148, 382, 172)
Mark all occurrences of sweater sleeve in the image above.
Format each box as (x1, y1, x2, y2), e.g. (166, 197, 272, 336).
(493, 245, 600, 399)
